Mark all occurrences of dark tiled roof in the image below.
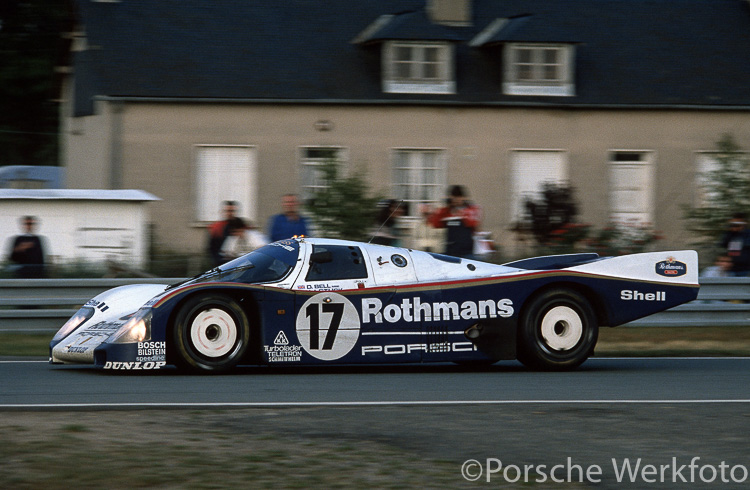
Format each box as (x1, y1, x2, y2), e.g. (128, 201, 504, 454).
(73, 0, 750, 115)
(472, 14, 584, 44)
(354, 9, 465, 43)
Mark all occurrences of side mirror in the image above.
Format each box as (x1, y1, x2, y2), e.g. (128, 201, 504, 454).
(309, 251, 333, 265)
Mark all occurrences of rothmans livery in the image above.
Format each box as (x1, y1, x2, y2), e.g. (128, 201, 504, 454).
(50, 238, 699, 372)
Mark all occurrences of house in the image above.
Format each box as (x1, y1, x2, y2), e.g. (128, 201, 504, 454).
(61, 0, 750, 257)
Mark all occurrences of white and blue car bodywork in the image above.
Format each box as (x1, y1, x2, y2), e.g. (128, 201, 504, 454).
(50, 238, 699, 372)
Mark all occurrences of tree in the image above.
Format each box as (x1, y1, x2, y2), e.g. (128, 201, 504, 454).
(683, 133, 750, 243)
(0, 1, 73, 166)
(305, 161, 383, 240)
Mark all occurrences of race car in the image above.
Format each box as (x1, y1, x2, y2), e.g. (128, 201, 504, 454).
(50, 237, 699, 372)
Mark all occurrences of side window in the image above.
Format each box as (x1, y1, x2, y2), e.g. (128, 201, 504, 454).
(306, 245, 368, 281)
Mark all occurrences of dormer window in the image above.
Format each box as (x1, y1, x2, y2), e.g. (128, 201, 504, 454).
(503, 43, 575, 96)
(383, 41, 455, 94)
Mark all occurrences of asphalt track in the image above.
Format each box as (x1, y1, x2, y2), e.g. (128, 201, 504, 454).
(2, 357, 750, 407)
(4, 357, 750, 488)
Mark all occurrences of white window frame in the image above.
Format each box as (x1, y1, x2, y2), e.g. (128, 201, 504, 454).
(391, 148, 448, 220)
(194, 145, 257, 223)
(383, 41, 455, 94)
(608, 150, 655, 225)
(298, 146, 347, 203)
(503, 43, 575, 96)
(695, 152, 720, 207)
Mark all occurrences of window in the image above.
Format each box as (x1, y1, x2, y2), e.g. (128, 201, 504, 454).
(6, 179, 46, 189)
(392, 149, 448, 218)
(695, 153, 719, 206)
(383, 41, 455, 94)
(503, 43, 574, 96)
(609, 151, 655, 224)
(299, 147, 345, 203)
(510, 150, 569, 222)
(194, 145, 257, 222)
(305, 245, 368, 281)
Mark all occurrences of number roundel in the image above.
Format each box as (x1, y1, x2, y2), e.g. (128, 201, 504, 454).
(296, 293, 360, 361)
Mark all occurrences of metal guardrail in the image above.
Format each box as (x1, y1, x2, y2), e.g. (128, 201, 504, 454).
(0, 278, 182, 332)
(627, 277, 750, 327)
(0, 277, 748, 333)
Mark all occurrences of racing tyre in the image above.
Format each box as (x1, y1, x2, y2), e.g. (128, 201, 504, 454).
(517, 289, 598, 371)
(172, 294, 250, 373)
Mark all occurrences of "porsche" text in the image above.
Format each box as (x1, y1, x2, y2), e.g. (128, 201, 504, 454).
(362, 342, 477, 355)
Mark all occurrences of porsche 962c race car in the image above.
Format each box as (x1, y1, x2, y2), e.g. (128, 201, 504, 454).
(50, 238, 699, 372)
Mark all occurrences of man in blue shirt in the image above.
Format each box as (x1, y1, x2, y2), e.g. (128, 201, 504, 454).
(268, 194, 310, 242)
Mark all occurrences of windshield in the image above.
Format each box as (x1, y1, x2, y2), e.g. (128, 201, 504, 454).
(187, 240, 300, 285)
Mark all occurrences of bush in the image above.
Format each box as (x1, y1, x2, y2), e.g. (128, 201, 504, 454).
(523, 182, 579, 249)
(518, 182, 661, 256)
(585, 221, 662, 256)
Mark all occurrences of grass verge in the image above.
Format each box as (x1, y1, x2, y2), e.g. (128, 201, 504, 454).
(0, 332, 51, 357)
(4, 327, 750, 359)
(2, 411, 557, 489)
(595, 325, 750, 357)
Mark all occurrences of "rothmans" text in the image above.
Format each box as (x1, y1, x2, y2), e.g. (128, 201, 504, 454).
(361, 297, 514, 324)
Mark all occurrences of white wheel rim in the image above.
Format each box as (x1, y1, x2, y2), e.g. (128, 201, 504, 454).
(540, 306, 583, 351)
(190, 308, 238, 358)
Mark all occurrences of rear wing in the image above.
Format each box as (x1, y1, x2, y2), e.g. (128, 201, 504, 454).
(567, 250, 699, 285)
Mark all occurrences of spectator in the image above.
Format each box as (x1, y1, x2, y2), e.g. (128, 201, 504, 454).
(719, 212, 750, 276)
(702, 254, 733, 278)
(221, 217, 268, 260)
(8, 215, 47, 278)
(473, 230, 497, 258)
(429, 185, 481, 259)
(207, 200, 238, 266)
(370, 199, 404, 246)
(268, 194, 310, 242)
(411, 203, 444, 252)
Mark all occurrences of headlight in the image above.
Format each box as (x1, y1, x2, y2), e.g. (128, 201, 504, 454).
(52, 307, 95, 342)
(109, 308, 153, 344)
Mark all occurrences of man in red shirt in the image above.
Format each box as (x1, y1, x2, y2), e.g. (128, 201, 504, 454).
(207, 200, 238, 266)
(429, 185, 481, 259)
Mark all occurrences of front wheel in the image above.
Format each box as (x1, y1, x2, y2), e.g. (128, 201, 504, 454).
(172, 294, 250, 373)
(517, 289, 598, 371)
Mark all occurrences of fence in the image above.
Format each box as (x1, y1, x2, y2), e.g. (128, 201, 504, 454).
(627, 277, 750, 327)
(0, 278, 181, 332)
(0, 277, 749, 333)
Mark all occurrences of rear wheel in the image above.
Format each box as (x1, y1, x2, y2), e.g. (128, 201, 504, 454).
(517, 289, 598, 371)
(172, 294, 250, 373)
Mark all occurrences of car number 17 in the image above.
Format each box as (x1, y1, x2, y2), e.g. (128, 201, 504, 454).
(296, 293, 361, 361)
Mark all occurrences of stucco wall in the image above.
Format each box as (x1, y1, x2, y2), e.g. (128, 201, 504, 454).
(63, 101, 750, 256)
